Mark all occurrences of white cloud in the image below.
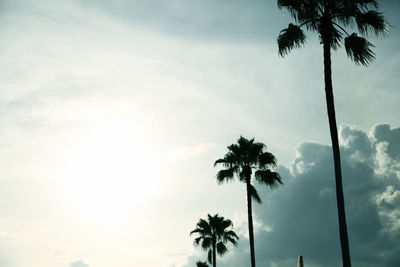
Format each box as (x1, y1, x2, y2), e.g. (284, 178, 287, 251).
(166, 143, 214, 159)
(144, 58, 165, 64)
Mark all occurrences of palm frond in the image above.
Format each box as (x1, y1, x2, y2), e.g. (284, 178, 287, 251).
(255, 170, 283, 189)
(193, 236, 202, 246)
(345, 33, 375, 65)
(258, 151, 277, 168)
(335, 1, 359, 24)
(278, 23, 306, 57)
(214, 158, 227, 167)
(223, 230, 239, 246)
(248, 183, 262, 204)
(336, 0, 377, 12)
(191, 219, 212, 238)
(215, 152, 238, 168)
(354, 0, 378, 9)
(197, 219, 211, 232)
(224, 230, 239, 239)
(216, 242, 228, 256)
(190, 229, 199, 235)
(196, 261, 209, 267)
(191, 228, 208, 236)
(277, 0, 303, 21)
(227, 143, 241, 159)
(355, 10, 388, 36)
(279, 0, 320, 22)
(219, 218, 233, 232)
(303, 18, 319, 31)
(207, 249, 212, 264)
(335, 0, 380, 25)
(330, 25, 344, 50)
(225, 152, 239, 165)
(225, 235, 239, 246)
(201, 237, 212, 250)
(216, 167, 237, 184)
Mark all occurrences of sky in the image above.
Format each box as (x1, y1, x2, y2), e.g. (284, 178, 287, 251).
(0, 0, 399, 266)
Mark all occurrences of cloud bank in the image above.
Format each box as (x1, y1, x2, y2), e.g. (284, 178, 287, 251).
(184, 123, 400, 267)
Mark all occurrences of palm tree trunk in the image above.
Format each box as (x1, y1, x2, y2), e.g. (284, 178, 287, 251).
(212, 238, 216, 267)
(323, 38, 352, 267)
(246, 180, 256, 267)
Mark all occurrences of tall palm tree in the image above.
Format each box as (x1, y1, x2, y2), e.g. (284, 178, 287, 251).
(276, 1, 388, 266)
(190, 214, 239, 267)
(214, 137, 282, 267)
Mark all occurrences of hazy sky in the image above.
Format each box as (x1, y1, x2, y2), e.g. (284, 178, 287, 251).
(0, 1, 399, 267)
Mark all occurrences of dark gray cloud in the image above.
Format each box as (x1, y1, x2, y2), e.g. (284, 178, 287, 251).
(184, 123, 400, 267)
(76, 0, 399, 43)
(2, 0, 397, 46)
(70, 260, 89, 267)
(80, 0, 285, 42)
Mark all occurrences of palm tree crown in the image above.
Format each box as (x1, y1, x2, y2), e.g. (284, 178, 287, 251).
(190, 214, 238, 267)
(214, 136, 282, 267)
(277, 0, 389, 65)
(214, 136, 282, 203)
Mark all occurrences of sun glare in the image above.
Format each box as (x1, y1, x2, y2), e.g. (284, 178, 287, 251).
(61, 120, 161, 224)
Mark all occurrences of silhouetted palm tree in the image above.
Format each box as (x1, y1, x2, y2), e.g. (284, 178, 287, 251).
(277, 1, 388, 266)
(214, 137, 282, 267)
(196, 261, 209, 267)
(190, 214, 239, 267)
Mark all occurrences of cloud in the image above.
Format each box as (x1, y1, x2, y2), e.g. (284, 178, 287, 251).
(145, 58, 165, 64)
(183, 123, 400, 267)
(166, 143, 214, 159)
(70, 260, 89, 267)
(76, 0, 286, 42)
(162, 252, 189, 256)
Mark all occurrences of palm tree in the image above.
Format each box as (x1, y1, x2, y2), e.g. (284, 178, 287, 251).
(276, 1, 388, 266)
(190, 214, 239, 267)
(196, 261, 209, 267)
(214, 136, 282, 267)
